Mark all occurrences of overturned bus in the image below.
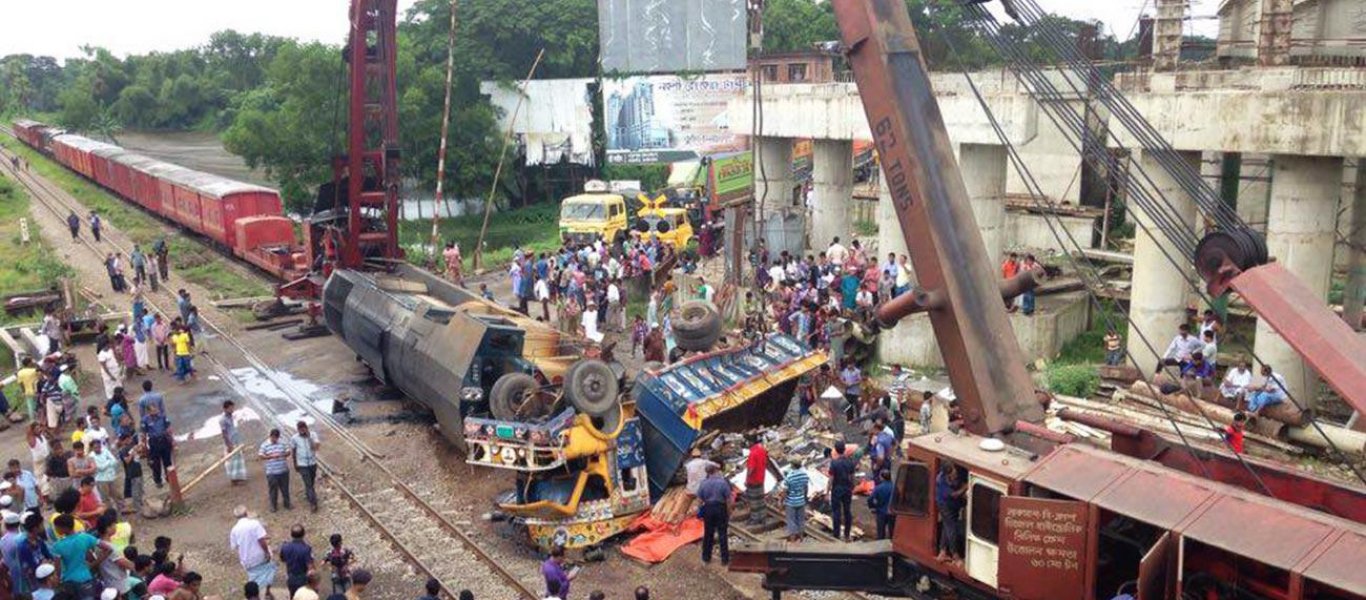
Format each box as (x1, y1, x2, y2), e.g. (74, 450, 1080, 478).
(465, 332, 827, 551)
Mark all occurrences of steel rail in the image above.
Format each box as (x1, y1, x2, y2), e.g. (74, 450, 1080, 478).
(0, 133, 540, 599)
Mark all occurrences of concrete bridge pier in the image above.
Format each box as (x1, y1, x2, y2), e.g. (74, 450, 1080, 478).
(1126, 150, 1200, 375)
(754, 136, 795, 218)
(961, 143, 1008, 264)
(1253, 155, 1341, 405)
(810, 139, 853, 252)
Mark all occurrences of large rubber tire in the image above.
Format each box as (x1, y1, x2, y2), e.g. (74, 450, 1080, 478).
(565, 359, 619, 417)
(488, 373, 540, 421)
(673, 300, 722, 352)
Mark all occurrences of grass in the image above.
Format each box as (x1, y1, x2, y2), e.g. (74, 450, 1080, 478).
(854, 219, 878, 237)
(0, 137, 268, 300)
(399, 202, 563, 271)
(1053, 316, 1120, 366)
(0, 173, 75, 373)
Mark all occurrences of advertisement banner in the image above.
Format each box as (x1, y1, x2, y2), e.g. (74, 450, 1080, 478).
(605, 73, 749, 165)
(597, 0, 748, 74)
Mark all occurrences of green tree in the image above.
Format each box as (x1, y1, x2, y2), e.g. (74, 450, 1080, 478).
(761, 0, 838, 53)
(222, 42, 347, 212)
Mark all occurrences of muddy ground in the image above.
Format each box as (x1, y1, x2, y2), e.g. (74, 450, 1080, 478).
(0, 152, 819, 600)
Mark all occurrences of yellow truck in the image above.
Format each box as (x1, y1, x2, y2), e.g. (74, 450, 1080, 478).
(631, 193, 694, 249)
(558, 181, 631, 246)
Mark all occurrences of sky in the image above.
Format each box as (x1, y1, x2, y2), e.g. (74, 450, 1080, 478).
(1, 0, 1218, 61)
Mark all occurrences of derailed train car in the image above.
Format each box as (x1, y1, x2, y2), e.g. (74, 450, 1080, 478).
(322, 263, 583, 449)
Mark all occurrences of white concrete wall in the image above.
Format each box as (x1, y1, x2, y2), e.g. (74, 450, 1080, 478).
(878, 292, 1091, 368)
(1112, 90, 1366, 157)
(1006, 212, 1097, 254)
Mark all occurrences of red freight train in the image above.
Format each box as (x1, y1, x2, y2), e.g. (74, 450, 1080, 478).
(11, 120, 308, 281)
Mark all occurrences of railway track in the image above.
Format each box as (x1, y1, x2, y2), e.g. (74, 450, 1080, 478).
(0, 138, 541, 600)
(729, 505, 877, 600)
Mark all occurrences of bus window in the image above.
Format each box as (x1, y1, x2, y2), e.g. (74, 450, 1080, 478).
(892, 462, 929, 515)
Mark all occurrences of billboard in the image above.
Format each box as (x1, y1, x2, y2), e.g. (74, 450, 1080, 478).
(598, 0, 748, 74)
(604, 73, 749, 165)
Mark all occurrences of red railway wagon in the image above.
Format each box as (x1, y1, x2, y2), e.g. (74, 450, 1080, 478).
(11, 119, 48, 147)
(15, 121, 307, 284)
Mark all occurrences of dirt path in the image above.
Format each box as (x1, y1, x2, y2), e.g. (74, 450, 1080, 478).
(0, 148, 763, 600)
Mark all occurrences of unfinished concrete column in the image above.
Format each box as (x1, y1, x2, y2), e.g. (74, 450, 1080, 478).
(1344, 161, 1366, 331)
(1238, 154, 1272, 232)
(1127, 150, 1200, 375)
(754, 136, 794, 219)
(1257, 0, 1293, 67)
(1255, 156, 1342, 404)
(810, 139, 854, 251)
(961, 144, 1008, 263)
(1152, 0, 1187, 71)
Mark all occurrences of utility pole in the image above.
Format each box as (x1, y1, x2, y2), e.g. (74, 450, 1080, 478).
(428, 0, 459, 269)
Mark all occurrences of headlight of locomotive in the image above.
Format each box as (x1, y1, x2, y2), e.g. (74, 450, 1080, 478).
(461, 386, 484, 402)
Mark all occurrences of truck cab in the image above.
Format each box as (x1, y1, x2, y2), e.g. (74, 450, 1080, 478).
(559, 181, 630, 246)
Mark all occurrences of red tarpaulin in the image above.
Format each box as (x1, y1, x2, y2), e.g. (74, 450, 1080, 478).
(620, 514, 705, 564)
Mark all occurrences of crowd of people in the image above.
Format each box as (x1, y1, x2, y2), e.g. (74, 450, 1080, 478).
(488, 237, 686, 348)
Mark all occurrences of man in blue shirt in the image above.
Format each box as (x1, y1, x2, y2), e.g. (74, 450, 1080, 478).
(279, 524, 314, 597)
(826, 442, 856, 542)
(541, 545, 575, 599)
(695, 463, 733, 564)
(137, 380, 165, 419)
(781, 459, 810, 542)
(140, 402, 174, 489)
(51, 514, 110, 597)
(867, 470, 896, 540)
(935, 463, 966, 565)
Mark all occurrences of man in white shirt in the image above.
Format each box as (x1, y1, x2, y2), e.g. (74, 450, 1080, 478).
(96, 343, 122, 402)
(229, 505, 276, 596)
(826, 237, 848, 266)
(683, 450, 719, 497)
(581, 301, 603, 342)
(1161, 324, 1205, 367)
(1220, 361, 1253, 401)
(1201, 330, 1218, 366)
(534, 277, 552, 322)
(768, 261, 786, 288)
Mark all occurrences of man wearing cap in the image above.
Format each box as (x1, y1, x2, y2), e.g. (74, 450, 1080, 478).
(230, 505, 276, 597)
(52, 513, 111, 598)
(31, 562, 56, 600)
(1, 509, 24, 592)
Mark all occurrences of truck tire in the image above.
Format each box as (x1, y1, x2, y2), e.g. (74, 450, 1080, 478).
(489, 373, 541, 421)
(673, 300, 722, 351)
(565, 359, 619, 417)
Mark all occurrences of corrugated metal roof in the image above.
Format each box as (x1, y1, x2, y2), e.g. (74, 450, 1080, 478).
(1184, 493, 1338, 571)
(1025, 444, 1365, 580)
(1301, 530, 1366, 593)
(50, 133, 275, 199)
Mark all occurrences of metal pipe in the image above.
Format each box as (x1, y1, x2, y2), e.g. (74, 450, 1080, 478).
(874, 269, 1041, 326)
